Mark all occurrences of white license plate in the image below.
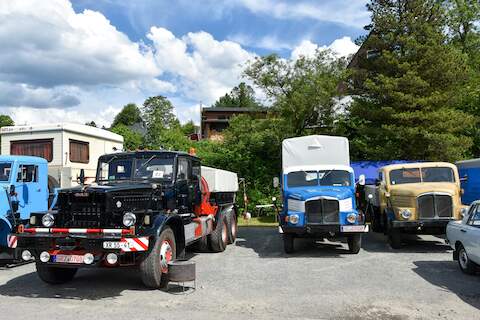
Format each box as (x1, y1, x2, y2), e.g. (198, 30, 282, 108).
(103, 241, 131, 250)
(54, 254, 84, 264)
(341, 225, 368, 232)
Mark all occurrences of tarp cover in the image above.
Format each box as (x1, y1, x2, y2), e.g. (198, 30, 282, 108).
(282, 135, 350, 171)
(201, 166, 239, 193)
(456, 159, 480, 205)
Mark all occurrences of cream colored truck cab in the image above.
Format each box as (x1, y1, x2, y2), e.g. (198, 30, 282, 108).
(364, 162, 467, 248)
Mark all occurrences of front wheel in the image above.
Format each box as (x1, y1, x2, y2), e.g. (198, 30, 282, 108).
(347, 234, 362, 254)
(140, 227, 176, 289)
(283, 233, 294, 254)
(458, 244, 477, 275)
(36, 263, 77, 284)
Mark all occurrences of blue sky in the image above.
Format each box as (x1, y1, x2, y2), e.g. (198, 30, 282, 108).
(0, 0, 369, 126)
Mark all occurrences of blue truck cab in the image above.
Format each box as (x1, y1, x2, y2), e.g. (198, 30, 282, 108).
(279, 135, 368, 254)
(0, 155, 49, 260)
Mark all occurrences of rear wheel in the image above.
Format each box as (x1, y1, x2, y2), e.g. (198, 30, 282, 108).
(225, 208, 238, 244)
(36, 263, 77, 284)
(458, 244, 477, 275)
(347, 234, 362, 254)
(209, 213, 228, 252)
(140, 227, 176, 289)
(283, 233, 294, 254)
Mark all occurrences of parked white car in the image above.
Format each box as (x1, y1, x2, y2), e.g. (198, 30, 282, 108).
(446, 201, 480, 274)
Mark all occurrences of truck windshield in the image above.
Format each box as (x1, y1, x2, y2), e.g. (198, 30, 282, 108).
(390, 167, 455, 185)
(287, 170, 351, 187)
(0, 163, 11, 181)
(97, 155, 175, 182)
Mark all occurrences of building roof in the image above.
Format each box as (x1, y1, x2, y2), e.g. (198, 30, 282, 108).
(202, 107, 267, 113)
(0, 123, 124, 143)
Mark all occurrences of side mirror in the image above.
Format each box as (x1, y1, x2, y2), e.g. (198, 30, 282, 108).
(272, 197, 277, 202)
(79, 169, 85, 185)
(460, 175, 468, 182)
(273, 177, 280, 188)
(375, 178, 381, 186)
(9, 184, 15, 196)
(358, 174, 366, 186)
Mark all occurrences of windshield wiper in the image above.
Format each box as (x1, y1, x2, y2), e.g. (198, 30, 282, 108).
(136, 155, 156, 173)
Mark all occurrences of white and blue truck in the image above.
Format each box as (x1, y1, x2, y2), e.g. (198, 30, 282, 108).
(278, 135, 369, 254)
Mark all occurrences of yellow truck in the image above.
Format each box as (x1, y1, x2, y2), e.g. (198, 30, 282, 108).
(360, 162, 467, 248)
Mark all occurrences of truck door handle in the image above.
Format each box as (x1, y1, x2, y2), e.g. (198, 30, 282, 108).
(461, 229, 467, 233)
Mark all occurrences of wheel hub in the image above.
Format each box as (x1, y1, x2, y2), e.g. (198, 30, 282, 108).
(459, 249, 468, 269)
(160, 240, 173, 273)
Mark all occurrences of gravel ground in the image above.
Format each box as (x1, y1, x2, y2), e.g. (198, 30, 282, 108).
(0, 227, 479, 320)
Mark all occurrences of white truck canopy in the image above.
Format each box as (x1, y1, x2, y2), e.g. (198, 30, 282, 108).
(282, 135, 350, 173)
(201, 166, 239, 193)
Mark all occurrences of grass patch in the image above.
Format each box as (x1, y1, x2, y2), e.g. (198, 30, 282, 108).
(238, 215, 277, 227)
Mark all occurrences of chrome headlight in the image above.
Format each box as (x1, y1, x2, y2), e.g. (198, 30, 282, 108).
(41, 213, 55, 227)
(346, 213, 356, 224)
(287, 199, 305, 212)
(287, 214, 299, 224)
(122, 212, 136, 227)
(400, 209, 412, 219)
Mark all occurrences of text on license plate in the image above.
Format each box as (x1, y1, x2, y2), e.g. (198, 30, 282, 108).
(53, 254, 84, 264)
(341, 225, 368, 232)
(103, 241, 132, 249)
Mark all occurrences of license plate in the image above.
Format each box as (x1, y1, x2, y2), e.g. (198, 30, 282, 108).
(103, 241, 131, 250)
(54, 254, 84, 264)
(341, 225, 369, 232)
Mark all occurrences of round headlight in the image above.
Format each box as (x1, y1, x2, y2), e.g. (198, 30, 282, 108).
(83, 253, 94, 265)
(42, 213, 55, 227)
(347, 213, 356, 224)
(122, 212, 136, 227)
(40, 251, 50, 263)
(289, 214, 299, 224)
(400, 209, 412, 219)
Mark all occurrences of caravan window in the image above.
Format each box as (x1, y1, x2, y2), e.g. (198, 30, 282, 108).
(69, 139, 89, 163)
(11, 139, 53, 162)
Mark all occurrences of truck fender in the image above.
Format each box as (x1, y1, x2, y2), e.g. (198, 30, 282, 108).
(150, 214, 186, 258)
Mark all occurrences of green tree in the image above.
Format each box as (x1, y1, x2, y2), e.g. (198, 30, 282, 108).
(181, 120, 197, 136)
(111, 124, 143, 151)
(347, 0, 474, 162)
(0, 115, 14, 151)
(244, 52, 346, 135)
(212, 82, 262, 108)
(111, 103, 143, 128)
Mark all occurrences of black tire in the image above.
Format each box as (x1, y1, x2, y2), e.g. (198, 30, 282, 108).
(209, 213, 228, 252)
(225, 208, 238, 244)
(140, 227, 176, 289)
(283, 233, 294, 254)
(347, 234, 362, 254)
(36, 263, 77, 284)
(388, 228, 402, 249)
(457, 244, 477, 275)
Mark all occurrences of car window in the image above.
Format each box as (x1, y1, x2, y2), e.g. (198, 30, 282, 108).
(467, 205, 480, 227)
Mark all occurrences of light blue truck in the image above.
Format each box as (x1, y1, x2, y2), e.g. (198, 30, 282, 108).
(0, 155, 49, 261)
(278, 135, 369, 254)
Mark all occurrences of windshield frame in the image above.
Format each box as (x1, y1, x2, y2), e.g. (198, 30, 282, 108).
(96, 153, 177, 183)
(389, 166, 456, 185)
(0, 162, 13, 182)
(286, 169, 352, 188)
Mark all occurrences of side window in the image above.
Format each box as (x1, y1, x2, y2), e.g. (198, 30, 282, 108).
(192, 160, 201, 182)
(467, 205, 480, 227)
(176, 158, 190, 181)
(17, 165, 38, 183)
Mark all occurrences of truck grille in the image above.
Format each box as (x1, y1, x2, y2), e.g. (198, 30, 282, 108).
(305, 199, 339, 224)
(417, 194, 453, 219)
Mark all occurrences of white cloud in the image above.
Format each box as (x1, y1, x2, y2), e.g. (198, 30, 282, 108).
(230, 0, 369, 28)
(228, 33, 294, 50)
(147, 27, 256, 104)
(291, 37, 359, 60)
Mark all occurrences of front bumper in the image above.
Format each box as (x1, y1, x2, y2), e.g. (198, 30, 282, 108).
(11, 228, 151, 267)
(280, 224, 368, 236)
(391, 219, 453, 229)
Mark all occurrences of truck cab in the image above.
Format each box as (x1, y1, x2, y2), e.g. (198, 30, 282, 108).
(279, 135, 368, 254)
(364, 162, 466, 248)
(0, 156, 48, 258)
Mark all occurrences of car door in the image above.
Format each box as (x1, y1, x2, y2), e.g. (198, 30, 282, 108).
(464, 205, 480, 263)
(176, 157, 193, 214)
(14, 163, 43, 220)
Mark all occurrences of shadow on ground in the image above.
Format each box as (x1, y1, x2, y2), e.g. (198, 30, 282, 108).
(0, 252, 197, 300)
(412, 260, 480, 310)
(236, 227, 452, 257)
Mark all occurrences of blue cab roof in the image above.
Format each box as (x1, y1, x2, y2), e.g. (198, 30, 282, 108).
(0, 155, 48, 164)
